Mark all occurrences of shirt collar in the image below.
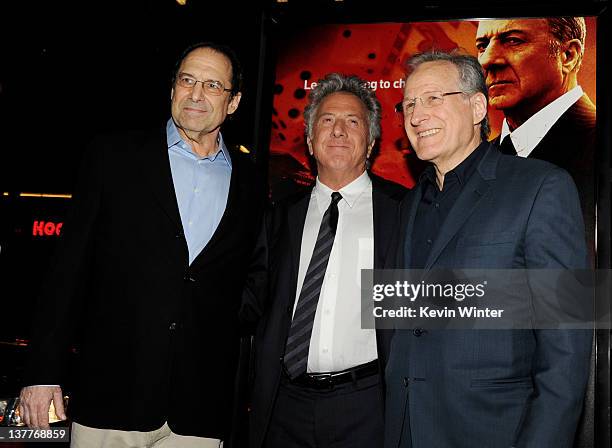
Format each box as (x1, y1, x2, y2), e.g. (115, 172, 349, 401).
(314, 170, 371, 213)
(419, 164, 438, 187)
(418, 142, 487, 189)
(166, 118, 232, 167)
(500, 85, 584, 157)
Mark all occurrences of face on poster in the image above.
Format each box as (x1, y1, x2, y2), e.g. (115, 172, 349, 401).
(268, 17, 596, 196)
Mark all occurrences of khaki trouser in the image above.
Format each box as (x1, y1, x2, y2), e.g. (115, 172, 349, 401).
(71, 421, 223, 448)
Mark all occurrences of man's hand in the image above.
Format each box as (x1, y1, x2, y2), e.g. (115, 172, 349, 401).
(18, 386, 66, 429)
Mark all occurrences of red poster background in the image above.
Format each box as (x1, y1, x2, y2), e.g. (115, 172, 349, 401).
(268, 18, 596, 197)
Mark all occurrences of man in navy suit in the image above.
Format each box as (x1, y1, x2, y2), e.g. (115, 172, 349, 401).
(19, 42, 264, 447)
(384, 50, 592, 448)
(475, 18, 595, 247)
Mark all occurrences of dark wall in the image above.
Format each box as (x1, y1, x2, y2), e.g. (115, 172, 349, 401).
(0, 0, 266, 341)
(0, 0, 265, 193)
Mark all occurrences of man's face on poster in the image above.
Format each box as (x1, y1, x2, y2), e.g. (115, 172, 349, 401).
(475, 19, 565, 114)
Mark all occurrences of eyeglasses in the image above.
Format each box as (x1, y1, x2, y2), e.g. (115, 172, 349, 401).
(175, 73, 232, 96)
(395, 91, 465, 116)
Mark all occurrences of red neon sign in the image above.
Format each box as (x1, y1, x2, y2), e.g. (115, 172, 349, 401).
(32, 221, 63, 236)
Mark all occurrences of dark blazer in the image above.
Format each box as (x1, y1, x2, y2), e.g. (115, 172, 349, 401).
(495, 94, 596, 248)
(242, 173, 407, 448)
(24, 128, 265, 440)
(384, 144, 592, 448)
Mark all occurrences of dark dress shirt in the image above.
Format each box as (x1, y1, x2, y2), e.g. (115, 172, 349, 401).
(410, 142, 488, 269)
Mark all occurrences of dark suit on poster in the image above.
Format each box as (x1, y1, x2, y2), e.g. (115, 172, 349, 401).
(384, 144, 592, 448)
(496, 94, 596, 247)
(243, 174, 405, 448)
(24, 128, 264, 440)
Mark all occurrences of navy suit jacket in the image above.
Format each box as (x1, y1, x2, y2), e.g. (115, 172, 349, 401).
(242, 173, 406, 448)
(384, 144, 592, 448)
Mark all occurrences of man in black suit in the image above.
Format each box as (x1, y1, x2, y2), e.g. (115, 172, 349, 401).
(18, 42, 264, 447)
(384, 50, 591, 448)
(475, 18, 596, 245)
(242, 73, 406, 448)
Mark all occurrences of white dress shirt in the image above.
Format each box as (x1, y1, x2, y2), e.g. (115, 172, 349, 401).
(500, 85, 584, 157)
(293, 171, 377, 373)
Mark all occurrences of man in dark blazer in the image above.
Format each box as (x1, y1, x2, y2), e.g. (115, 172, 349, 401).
(385, 50, 592, 448)
(18, 42, 264, 447)
(475, 17, 596, 246)
(242, 73, 406, 448)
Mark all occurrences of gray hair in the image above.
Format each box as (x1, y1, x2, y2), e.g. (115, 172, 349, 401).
(304, 73, 381, 145)
(546, 17, 586, 69)
(405, 50, 490, 141)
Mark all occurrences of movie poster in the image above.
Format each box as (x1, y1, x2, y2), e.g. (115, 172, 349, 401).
(268, 17, 597, 214)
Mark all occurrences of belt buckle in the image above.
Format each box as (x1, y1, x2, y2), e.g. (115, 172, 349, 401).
(311, 372, 334, 389)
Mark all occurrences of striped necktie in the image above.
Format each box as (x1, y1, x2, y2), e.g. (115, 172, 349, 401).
(283, 191, 343, 379)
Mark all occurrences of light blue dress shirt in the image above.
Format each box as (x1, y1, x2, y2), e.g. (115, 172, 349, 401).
(166, 119, 231, 265)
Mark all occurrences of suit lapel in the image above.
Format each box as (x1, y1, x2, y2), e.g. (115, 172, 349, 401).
(528, 95, 596, 165)
(286, 191, 311, 283)
(400, 185, 422, 268)
(195, 156, 241, 258)
(371, 177, 405, 366)
(372, 183, 395, 269)
(145, 129, 183, 231)
(423, 145, 498, 270)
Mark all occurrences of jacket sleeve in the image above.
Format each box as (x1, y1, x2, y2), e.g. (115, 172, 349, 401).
(23, 139, 106, 386)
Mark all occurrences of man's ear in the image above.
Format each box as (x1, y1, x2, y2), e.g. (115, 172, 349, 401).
(227, 92, 242, 115)
(560, 39, 582, 75)
(471, 92, 488, 126)
(307, 136, 314, 156)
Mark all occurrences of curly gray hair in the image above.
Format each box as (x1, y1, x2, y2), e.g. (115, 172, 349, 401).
(303, 73, 381, 145)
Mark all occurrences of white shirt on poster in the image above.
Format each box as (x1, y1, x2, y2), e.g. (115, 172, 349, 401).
(500, 85, 584, 157)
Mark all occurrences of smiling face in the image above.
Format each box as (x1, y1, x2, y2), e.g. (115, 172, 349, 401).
(170, 47, 241, 143)
(475, 19, 566, 121)
(307, 92, 374, 189)
(402, 61, 486, 174)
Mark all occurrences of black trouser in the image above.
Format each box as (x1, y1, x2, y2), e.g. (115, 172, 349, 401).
(264, 372, 384, 448)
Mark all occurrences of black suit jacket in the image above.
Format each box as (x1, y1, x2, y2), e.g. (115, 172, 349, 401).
(384, 144, 592, 448)
(242, 173, 407, 448)
(495, 94, 596, 248)
(25, 128, 265, 440)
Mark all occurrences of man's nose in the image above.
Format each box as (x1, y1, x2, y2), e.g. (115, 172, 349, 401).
(479, 40, 505, 70)
(332, 120, 347, 137)
(409, 100, 429, 127)
(189, 81, 206, 101)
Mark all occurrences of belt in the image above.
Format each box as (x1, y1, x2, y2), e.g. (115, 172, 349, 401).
(286, 359, 379, 390)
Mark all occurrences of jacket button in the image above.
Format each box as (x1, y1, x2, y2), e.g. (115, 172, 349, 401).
(403, 377, 410, 387)
(184, 274, 196, 282)
(413, 328, 424, 337)
(169, 322, 177, 330)
(175, 232, 183, 239)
